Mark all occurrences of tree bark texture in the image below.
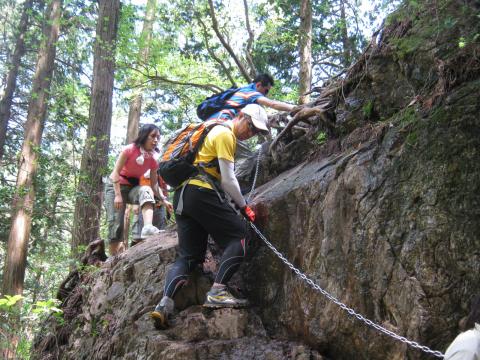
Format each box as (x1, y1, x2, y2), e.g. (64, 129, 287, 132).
(71, 0, 120, 256)
(340, 0, 352, 67)
(2, 0, 62, 298)
(126, 0, 157, 144)
(298, 0, 312, 105)
(0, 0, 34, 162)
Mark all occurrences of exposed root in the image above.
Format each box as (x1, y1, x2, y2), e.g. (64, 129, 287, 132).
(269, 103, 334, 152)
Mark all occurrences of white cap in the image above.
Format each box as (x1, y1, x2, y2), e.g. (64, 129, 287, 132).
(241, 104, 269, 134)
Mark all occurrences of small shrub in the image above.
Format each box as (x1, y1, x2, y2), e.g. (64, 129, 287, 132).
(315, 131, 327, 145)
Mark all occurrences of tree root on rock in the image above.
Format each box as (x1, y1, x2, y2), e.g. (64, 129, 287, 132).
(269, 103, 334, 153)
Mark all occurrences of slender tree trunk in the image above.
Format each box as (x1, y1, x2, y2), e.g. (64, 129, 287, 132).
(125, 0, 157, 144)
(123, 0, 157, 248)
(71, 0, 120, 257)
(298, 0, 312, 105)
(340, 0, 352, 67)
(2, 0, 62, 298)
(126, 95, 141, 143)
(1, 0, 61, 357)
(0, 0, 34, 162)
(207, 0, 252, 83)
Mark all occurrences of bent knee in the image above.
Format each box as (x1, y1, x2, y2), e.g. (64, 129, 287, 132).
(138, 186, 155, 207)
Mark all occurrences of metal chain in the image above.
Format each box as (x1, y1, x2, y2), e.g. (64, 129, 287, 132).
(249, 222, 445, 359)
(246, 146, 262, 203)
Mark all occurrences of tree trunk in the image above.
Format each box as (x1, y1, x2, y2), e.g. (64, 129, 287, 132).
(2, 0, 62, 298)
(123, 0, 157, 248)
(0, 0, 34, 162)
(126, 95, 141, 143)
(125, 0, 157, 144)
(71, 0, 120, 257)
(339, 0, 352, 67)
(1, 1, 61, 356)
(298, 0, 313, 105)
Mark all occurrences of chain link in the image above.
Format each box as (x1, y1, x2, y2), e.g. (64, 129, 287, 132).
(246, 147, 262, 203)
(249, 222, 445, 358)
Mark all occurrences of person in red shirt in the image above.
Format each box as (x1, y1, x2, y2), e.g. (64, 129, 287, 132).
(105, 124, 173, 256)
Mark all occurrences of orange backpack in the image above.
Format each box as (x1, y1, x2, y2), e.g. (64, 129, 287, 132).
(159, 121, 225, 188)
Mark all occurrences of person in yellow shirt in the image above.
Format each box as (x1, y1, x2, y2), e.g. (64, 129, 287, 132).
(151, 104, 268, 330)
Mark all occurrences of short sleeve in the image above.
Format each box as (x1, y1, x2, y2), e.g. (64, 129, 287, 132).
(249, 92, 264, 104)
(122, 143, 135, 157)
(213, 129, 235, 162)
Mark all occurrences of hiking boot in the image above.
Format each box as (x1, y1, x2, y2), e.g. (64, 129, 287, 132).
(150, 297, 174, 330)
(141, 224, 161, 238)
(203, 287, 249, 309)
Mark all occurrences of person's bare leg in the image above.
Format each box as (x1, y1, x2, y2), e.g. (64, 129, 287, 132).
(142, 203, 154, 225)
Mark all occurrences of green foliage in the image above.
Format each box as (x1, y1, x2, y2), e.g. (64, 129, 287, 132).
(391, 36, 424, 59)
(386, 0, 480, 63)
(0, 294, 23, 308)
(362, 100, 374, 119)
(399, 107, 418, 126)
(315, 131, 327, 145)
(0, 295, 63, 358)
(406, 130, 418, 146)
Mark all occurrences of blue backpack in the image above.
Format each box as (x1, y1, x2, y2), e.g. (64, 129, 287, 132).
(196, 86, 239, 121)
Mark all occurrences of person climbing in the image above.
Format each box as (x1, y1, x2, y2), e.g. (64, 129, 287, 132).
(207, 73, 296, 121)
(444, 294, 480, 360)
(206, 73, 298, 185)
(104, 124, 173, 256)
(150, 103, 268, 330)
(131, 167, 170, 245)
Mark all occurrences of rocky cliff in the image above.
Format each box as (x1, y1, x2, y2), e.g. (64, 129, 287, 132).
(33, 0, 480, 359)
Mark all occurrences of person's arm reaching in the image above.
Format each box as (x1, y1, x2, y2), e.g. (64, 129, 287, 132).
(150, 169, 173, 213)
(218, 158, 246, 209)
(257, 96, 295, 112)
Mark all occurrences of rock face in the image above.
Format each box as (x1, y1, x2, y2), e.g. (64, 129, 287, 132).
(33, 0, 480, 359)
(246, 113, 479, 359)
(34, 232, 322, 359)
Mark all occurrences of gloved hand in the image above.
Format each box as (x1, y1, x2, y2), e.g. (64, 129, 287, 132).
(241, 205, 255, 222)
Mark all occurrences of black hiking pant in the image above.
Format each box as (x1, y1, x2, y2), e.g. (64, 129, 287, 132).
(164, 185, 247, 298)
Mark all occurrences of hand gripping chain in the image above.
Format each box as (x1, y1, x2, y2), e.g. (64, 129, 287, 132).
(248, 222, 445, 359)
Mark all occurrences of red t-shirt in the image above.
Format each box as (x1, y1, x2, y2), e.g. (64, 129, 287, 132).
(118, 143, 158, 185)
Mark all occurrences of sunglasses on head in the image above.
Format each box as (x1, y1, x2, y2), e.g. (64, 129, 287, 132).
(245, 115, 259, 134)
(248, 121, 258, 134)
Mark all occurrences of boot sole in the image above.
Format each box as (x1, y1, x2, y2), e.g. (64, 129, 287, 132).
(150, 311, 169, 329)
(203, 303, 248, 309)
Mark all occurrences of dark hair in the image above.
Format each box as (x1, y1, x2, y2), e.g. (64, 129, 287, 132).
(253, 73, 274, 87)
(133, 124, 160, 147)
(465, 294, 480, 329)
